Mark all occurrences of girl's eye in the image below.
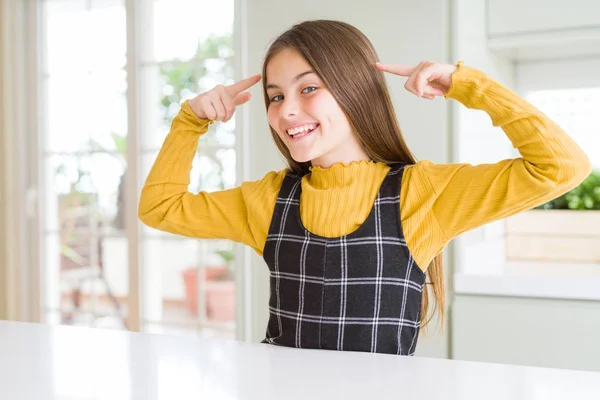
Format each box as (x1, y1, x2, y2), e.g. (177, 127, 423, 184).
(270, 94, 284, 102)
(302, 86, 317, 94)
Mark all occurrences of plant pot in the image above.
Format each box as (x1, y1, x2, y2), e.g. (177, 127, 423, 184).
(181, 267, 235, 320)
(505, 210, 600, 262)
(205, 280, 236, 322)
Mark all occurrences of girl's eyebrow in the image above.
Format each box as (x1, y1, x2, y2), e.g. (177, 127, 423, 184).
(266, 71, 316, 90)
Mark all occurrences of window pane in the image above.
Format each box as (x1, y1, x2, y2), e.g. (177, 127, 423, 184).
(527, 88, 600, 168)
(44, 0, 126, 75)
(140, 55, 236, 151)
(148, 0, 234, 63)
(46, 153, 126, 234)
(42, 153, 128, 326)
(42, 0, 128, 331)
(139, 0, 237, 338)
(142, 238, 236, 329)
(42, 233, 129, 330)
(214, 148, 237, 189)
(40, 0, 238, 338)
(45, 71, 127, 152)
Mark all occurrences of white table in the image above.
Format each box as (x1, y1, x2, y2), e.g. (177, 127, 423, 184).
(1, 320, 599, 400)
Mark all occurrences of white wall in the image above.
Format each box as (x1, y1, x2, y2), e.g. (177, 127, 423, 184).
(242, 0, 452, 358)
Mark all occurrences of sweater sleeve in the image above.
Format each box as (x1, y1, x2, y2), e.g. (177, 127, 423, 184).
(401, 62, 592, 269)
(138, 100, 286, 254)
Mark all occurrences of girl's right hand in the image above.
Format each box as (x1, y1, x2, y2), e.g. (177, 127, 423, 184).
(188, 74, 262, 122)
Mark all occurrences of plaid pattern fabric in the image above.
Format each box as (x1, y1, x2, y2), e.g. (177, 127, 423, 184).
(262, 164, 426, 355)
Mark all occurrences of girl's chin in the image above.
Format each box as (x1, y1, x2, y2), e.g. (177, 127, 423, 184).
(291, 154, 313, 163)
(287, 146, 317, 163)
(290, 145, 327, 164)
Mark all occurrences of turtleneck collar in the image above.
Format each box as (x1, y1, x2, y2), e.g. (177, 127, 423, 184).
(306, 160, 383, 190)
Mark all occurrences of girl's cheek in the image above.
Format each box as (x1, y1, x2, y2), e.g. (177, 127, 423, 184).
(305, 92, 325, 112)
(267, 107, 284, 136)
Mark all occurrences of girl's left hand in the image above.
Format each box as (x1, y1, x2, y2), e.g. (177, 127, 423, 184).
(375, 61, 457, 100)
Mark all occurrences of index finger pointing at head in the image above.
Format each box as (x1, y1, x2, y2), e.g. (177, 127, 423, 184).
(375, 62, 415, 77)
(226, 74, 262, 95)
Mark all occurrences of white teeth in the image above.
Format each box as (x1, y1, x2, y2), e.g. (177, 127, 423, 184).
(287, 124, 318, 135)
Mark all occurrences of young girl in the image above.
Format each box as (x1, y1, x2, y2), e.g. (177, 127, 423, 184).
(139, 20, 591, 356)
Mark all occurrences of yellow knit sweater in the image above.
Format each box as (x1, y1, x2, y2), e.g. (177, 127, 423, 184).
(139, 64, 591, 271)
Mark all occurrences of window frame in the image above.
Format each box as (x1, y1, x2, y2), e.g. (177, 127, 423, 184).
(8, 0, 253, 339)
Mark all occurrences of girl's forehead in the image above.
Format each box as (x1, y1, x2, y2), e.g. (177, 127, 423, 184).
(266, 48, 313, 81)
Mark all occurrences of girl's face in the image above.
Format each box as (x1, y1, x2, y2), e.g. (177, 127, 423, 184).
(266, 48, 369, 168)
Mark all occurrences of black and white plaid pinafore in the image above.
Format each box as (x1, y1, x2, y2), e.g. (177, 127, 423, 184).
(261, 163, 426, 355)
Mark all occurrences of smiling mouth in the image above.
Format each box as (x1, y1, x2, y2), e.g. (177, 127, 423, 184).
(286, 123, 319, 140)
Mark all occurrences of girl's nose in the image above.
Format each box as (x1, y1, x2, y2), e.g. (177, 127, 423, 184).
(280, 97, 299, 118)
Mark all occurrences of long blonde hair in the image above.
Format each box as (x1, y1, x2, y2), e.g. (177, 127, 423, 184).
(261, 20, 445, 331)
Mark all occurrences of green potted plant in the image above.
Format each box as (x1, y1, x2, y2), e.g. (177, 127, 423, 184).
(505, 170, 600, 262)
